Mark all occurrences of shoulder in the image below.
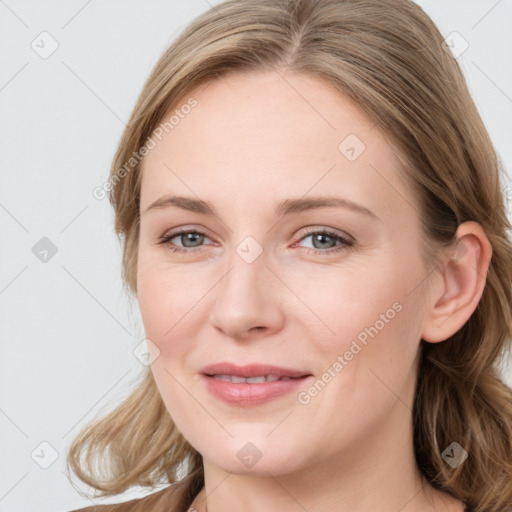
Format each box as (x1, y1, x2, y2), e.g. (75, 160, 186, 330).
(68, 479, 194, 512)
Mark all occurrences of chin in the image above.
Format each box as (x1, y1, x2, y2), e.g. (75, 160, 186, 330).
(200, 436, 303, 476)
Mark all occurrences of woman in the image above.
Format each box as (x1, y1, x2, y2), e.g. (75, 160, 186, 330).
(66, 0, 512, 511)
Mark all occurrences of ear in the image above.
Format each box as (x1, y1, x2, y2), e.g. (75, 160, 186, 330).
(421, 221, 493, 343)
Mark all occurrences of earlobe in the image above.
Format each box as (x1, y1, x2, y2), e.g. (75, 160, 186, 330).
(421, 221, 493, 343)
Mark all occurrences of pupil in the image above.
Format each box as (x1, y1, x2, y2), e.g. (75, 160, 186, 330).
(183, 233, 202, 247)
(314, 234, 334, 249)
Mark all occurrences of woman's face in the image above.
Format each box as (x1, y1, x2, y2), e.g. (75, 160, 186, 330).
(137, 70, 432, 476)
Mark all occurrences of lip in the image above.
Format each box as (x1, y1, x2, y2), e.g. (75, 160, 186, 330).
(200, 362, 313, 407)
(200, 362, 311, 379)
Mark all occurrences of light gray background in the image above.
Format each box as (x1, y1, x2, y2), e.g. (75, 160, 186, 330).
(1, 1, 511, 511)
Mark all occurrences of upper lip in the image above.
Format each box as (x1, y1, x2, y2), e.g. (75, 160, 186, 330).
(200, 362, 312, 378)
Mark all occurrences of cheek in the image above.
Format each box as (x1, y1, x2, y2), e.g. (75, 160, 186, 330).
(136, 254, 197, 350)
(136, 258, 202, 416)
(308, 253, 426, 391)
(295, 268, 425, 448)
(136, 251, 222, 376)
(136, 263, 169, 342)
(308, 259, 421, 341)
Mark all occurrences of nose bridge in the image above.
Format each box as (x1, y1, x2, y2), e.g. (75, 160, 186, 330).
(219, 233, 269, 302)
(208, 231, 283, 337)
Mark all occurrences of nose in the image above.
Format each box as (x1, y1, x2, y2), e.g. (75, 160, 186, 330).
(208, 242, 285, 340)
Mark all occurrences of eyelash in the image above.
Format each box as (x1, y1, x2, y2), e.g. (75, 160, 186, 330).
(158, 227, 354, 256)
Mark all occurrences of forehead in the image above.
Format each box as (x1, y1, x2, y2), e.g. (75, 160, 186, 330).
(140, 70, 412, 221)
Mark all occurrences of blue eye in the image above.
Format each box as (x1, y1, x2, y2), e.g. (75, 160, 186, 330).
(159, 228, 212, 254)
(158, 227, 353, 255)
(295, 229, 353, 254)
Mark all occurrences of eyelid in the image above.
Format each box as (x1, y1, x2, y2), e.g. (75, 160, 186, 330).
(292, 225, 354, 245)
(160, 225, 213, 240)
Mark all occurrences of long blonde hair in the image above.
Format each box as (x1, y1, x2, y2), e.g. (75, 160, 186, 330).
(66, 1, 512, 510)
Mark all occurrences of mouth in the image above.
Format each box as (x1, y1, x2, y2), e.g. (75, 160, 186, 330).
(205, 374, 306, 383)
(199, 362, 313, 407)
(200, 362, 312, 380)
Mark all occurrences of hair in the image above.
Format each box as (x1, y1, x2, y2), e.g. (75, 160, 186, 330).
(66, 1, 512, 511)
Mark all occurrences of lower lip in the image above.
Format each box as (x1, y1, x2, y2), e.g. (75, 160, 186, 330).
(201, 375, 312, 407)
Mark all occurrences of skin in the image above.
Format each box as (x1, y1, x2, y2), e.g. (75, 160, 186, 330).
(136, 69, 492, 512)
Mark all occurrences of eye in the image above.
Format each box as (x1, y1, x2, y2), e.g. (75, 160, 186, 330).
(293, 228, 354, 255)
(158, 227, 213, 254)
(158, 227, 354, 255)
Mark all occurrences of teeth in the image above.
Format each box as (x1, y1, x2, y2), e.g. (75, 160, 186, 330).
(213, 374, 233, 382)
(245, 376, 267, 383)
(211, 374, 287, 383)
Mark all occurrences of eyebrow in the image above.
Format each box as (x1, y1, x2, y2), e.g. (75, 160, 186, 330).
(143, 195, 379, 220)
